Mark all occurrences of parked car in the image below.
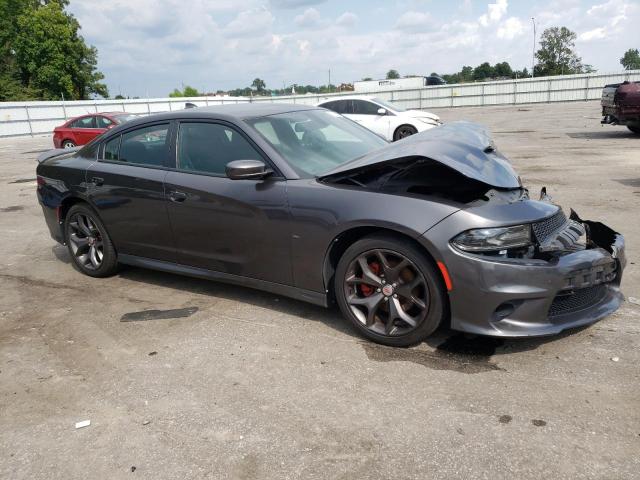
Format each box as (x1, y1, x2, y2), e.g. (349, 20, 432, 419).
(36, 104, 625, 347)
(426, 75, 447, 85)
(53, 112, 138, 148)
(317, 96, 441, 141)
(601, 81, 640, 134)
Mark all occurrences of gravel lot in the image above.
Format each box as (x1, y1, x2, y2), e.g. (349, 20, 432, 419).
(0, 100, 638, 479)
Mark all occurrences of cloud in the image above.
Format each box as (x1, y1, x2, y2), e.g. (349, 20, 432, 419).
(579, 27, 607, 41)
(224, 8, 274, 37)
(394, 11, 434, 31)
(497, 17, 524, 39)
(336, 11, 357, 27)
(294, 7, 322, 28)
(479, 0, 508, 26)
(270, 0, 326, 8)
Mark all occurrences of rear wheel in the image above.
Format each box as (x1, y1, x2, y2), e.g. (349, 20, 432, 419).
(64, 204, 118, 277)
(393, 124, 417, 141)
(62, 139, 76, 148)
(334, 233, 446, 347)
(627, 125, 640, 134)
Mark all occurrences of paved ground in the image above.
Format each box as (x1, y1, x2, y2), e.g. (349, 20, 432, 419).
(0, 100, 638, 480)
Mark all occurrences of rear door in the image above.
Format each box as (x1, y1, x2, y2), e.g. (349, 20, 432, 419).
(350, 100, 391, 139)
(87, 122, 176, 261)
(72, 116, 103, 145)
(164, 120, 292, 284)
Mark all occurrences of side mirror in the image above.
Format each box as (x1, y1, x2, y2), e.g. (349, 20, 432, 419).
(225, 160, 271, 180)
(377, 108, 387, 115)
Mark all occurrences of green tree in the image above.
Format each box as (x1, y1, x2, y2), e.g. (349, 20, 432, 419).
(620, 48, 640, 70)
(460, 66, 474, 82)
(534, 27, 583, 76)
(251, 78, 266, 93)
(473, 62, 495, 80)
(9, 0, 107, 100)
(493, 61, 513, 77)
(361, 77, 373, 81)
(386, 69, 400, 79)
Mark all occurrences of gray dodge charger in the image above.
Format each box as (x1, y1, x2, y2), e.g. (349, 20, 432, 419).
(36, 104, 626, 347)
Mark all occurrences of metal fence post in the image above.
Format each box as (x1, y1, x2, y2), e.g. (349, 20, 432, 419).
(513, 81, 517, 105)
(481, 84, 485, 106)
(547, 79, 552, 103)
(147, 101, 151, 114)
(25, 106, 34, 137)
(584, 75, 589, 101)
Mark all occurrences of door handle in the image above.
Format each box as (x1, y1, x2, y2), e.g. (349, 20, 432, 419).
(168, 190, 187, 203)
(90, 176, 104, 186)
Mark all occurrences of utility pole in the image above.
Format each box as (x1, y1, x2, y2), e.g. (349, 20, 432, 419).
(328, 68, 331, 92)
(531, 17, 536, 78)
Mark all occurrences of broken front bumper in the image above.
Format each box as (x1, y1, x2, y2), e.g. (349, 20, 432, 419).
(423, 209, 626, 337)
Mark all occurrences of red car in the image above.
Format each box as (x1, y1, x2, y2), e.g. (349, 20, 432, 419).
(53, 112, 138, 148)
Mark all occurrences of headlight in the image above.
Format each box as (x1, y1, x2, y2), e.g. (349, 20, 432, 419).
(452, 225, 532, 252)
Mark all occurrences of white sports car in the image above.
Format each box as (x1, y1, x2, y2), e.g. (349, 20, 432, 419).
(317, 96, 442, 141)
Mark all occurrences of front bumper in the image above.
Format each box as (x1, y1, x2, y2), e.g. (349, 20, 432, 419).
(423, 208, 626, 337)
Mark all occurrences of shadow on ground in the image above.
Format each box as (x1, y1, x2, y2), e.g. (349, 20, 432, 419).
(113, 263, 590, 373)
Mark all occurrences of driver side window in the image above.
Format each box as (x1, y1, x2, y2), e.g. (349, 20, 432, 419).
(352, 100, 381, 115)
(177, 122, 263, 176)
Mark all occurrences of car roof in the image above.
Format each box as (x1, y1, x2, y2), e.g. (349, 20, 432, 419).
(114, 103, 320, 129)
(317, 95, 379, 103)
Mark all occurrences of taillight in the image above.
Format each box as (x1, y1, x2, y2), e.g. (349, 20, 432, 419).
(36, 175, 46, 187)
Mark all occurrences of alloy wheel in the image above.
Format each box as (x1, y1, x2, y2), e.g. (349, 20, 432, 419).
(396, 126, 416, 139)
(68, 213, 104, 270)
(343, 249, 429, 336)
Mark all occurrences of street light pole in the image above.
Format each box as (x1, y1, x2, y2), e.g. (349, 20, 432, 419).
(531, 17, 536, 78)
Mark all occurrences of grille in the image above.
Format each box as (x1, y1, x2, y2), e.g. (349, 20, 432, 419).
(548, 284, 608, 318)
(532, 210, 568, 244)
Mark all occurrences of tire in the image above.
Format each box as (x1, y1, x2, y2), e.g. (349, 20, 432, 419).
(64, 204, 118, 277)
(334, 233, 446, 347)
(627, 125, 640, 134)
(62, 139, 76, 148)
(393, 124, 418, 141)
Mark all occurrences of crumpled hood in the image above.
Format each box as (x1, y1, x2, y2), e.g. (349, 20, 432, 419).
(405, 109, 441, 123)
(319, 121, 521, 189)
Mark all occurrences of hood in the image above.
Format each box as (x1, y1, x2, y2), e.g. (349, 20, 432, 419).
(405, 109, 441, 122)
(319, 121, 521, 189)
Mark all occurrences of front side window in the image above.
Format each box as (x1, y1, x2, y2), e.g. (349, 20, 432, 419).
(247, 109, 387, 177)
(71, 116, 96, 128)
(97, 116, 114, 128)
(353, 100, 382, 115)
(177, 122, 263, 175)
(102, 124, 169, 167)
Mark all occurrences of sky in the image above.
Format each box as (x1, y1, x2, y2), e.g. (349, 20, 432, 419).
(67, 0, 640, 98)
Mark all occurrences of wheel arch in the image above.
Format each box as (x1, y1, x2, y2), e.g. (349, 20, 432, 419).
(322, 225, 446, 302)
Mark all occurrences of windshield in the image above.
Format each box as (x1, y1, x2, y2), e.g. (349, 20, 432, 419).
(113, 114, 138, 124)
(372, 98, 406, 112)
(246, 109, 388, 176)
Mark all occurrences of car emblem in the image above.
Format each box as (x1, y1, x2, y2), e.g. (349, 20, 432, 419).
(382, 284, 394, 296)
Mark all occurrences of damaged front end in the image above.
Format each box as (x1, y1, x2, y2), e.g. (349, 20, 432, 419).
(319, 122, 625, 336)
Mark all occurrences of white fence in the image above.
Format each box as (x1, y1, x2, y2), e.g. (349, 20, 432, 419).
(1, 70, 639, 138)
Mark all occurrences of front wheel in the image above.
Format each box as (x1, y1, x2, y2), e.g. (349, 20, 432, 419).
(334, 234, 446, 347)
(64, 204, 118, 277)
(393, 124, 417, 141)
(627, 125, 640, 134)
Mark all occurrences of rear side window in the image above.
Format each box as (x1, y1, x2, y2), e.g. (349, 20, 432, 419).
(177, 122, 263, 175)
(70, 116, 96, 128)
(102, 123, 169, 167)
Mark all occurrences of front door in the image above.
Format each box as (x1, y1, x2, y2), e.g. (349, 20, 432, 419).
(350, 100, 391, 139)
(165, 121, 292, 284)
(87, 122, 176, 261)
